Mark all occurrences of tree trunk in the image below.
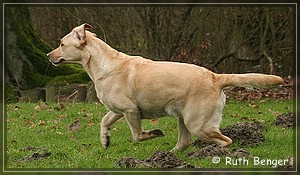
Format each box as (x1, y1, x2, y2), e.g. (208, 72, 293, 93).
(6, 6, 85, 90)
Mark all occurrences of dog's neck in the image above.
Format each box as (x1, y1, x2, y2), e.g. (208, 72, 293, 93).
(80, 36, 127, 82)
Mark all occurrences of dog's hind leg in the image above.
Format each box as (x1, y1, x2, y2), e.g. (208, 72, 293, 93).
(184, 111, 232, 147)
(171, 116, 192, 152)
(124, 110, 164, 142)
(100, 111, 123, 149)
(183, 92, 232, 147)
(204, 128, 232, 146)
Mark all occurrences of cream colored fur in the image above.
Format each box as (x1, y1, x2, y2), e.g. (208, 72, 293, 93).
(47, 24, 283, 151)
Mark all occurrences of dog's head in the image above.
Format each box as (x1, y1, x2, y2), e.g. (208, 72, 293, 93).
(47, 23, 93, 66)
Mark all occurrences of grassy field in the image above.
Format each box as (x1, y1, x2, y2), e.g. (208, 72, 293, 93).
(5, 99, 293, 170)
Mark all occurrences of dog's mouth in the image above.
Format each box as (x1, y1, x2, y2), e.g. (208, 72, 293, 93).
(49, 57, 65, 66)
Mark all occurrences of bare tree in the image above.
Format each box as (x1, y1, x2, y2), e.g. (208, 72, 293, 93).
(25, 6, 294, 85)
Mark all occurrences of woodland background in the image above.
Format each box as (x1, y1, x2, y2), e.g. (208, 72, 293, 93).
(6, 5, 295, 93)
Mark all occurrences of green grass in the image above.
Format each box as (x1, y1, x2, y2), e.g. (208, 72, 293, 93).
(5, 99, 294, 169)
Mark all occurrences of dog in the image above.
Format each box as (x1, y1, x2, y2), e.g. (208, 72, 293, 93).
(47, 23, 283, 151)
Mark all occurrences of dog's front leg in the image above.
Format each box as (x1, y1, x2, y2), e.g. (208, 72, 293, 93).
(171, 116, 192, 152)
(124, 110, 164, 142)
(100, 111, 123, 149)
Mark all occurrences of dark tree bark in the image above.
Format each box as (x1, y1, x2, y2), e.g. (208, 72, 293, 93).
(169, 6, 193, 60)
(6, 6, 86, 90)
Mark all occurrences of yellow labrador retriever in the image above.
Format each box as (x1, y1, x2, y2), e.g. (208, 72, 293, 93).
(47, 23, 283, 151)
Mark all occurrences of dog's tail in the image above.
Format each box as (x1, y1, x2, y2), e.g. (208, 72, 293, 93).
(217, 73, 284, 89)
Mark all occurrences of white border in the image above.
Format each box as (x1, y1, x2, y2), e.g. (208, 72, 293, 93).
(2, 2, 298, 173)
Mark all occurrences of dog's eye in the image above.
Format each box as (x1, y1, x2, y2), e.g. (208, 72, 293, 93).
(60, 43, 64, 47)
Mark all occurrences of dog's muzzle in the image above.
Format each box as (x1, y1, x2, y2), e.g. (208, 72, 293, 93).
(47, 53, 65, 66)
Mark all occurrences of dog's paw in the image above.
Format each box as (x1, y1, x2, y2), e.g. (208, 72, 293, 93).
(102, 135, 110, 149)
(101, 127, 110, 149)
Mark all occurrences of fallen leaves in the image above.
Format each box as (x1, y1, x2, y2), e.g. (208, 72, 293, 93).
(11, 139, 17, 143)
(224, 77, 293, 101)
(34, 105, 41, 112)
(83, 113, 93, 117)
(81, 108, 87, 112)
(30, 114, 35, 119)
(86, 120, 94, 127)
(34, 102, 66, 112)
(151, 119, 159, 125)
(231, 113, 240, 118)
(248, 103, 260, 109)
(14, 105, 21, 110)
(7, 118, 17, 123)
(57, 115, 66, 120)
(24, 119, 31, 125)
(54, 102, 66, 110)
(34, 101, 48, 111)
(29, 124, 36, 129)
(38, 120, 46, 126)
(15, 101, 99, 134)
(68, 119, 81, 131)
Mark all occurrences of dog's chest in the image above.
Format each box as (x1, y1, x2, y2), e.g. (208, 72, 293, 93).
(94, 79, 135, 113)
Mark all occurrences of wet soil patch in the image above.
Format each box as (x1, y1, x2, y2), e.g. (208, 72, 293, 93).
(116, 150, 195, 168)
(17, 146, 51, 162)
(187, 144, 249, 159)
(273, 112, 294, 128)
(221, 121, 266, 147)
(116, 157, 143, 168)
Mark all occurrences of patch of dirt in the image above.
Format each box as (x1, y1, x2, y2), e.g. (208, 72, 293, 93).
(230, 148, 250, 158)
(187, 144, 249, 159)
(221, 121, 266, 147)
(116, 150, 195, 168)
(187, 144, 229, 159)
(145, 151, 195, 168)
(193, 121, 266, 148)
(223, 77, 293, 101)
(20, 146, 47, 152)
(17, 152, 51, 162)
(192, 139, 212, 148)
(273, 112, 294, 128)
(116, 157, 142, 168)
(17, 146, 51, 162)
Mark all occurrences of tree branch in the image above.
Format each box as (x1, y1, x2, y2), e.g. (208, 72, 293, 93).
(262, 51, 274, 74)
(170, 7, 193, 60)
(212, 52, 236, 67)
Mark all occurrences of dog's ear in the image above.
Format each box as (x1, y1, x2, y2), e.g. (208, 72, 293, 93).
(73, 23, 93, 45)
